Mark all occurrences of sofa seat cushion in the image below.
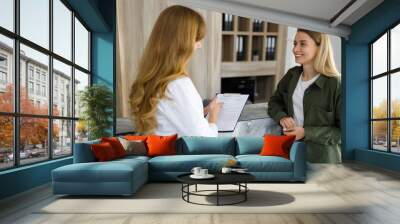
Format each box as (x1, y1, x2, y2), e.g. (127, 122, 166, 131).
(52, 159, 147, 183)
(149, 154, 235, 172)
(236, 155, 293, 172)
(116, 155, 150, 163)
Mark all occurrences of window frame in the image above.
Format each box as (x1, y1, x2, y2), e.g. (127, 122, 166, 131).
(370, 20, 400, 154)
(0, 0, 92, 171)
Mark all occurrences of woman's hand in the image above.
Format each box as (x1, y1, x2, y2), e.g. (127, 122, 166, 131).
(208, 100, 223, 124)
(283, 127, 305, 140)
(203, 97, 217, 116)
(279, 117, 296, 131)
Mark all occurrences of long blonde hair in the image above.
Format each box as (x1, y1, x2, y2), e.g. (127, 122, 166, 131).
(297, 29, 339, 77)
(129, 5, 205, 134)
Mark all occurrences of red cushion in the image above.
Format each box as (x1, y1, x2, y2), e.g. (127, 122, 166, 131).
(101, 137, 127, 158)
(259, 135, 296, 159)
(146, 134, 178, 157)
(124, 135, 147, 141)
(91, 142, 118, 161)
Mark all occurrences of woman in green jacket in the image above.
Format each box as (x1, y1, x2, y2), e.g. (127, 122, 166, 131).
(268, 29, 341, 163)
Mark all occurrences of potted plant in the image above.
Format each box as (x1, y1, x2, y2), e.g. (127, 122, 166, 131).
(79, 84, 113, 140)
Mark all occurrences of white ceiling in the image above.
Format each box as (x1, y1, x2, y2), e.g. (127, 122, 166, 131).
(176, 0, 384, 38)
(225, 0, 352, 22)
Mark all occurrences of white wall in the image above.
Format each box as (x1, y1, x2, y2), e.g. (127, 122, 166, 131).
(284, 26, 341, 75)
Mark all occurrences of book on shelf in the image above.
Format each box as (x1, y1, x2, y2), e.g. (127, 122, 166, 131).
(222, 13, 233, 31)
(236, 36, 245, 61)
(266, 36, 276, 60)
(253, 19, 262, 32)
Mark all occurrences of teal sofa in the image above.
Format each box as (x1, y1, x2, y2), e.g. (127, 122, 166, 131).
(52, 137, 306, 196)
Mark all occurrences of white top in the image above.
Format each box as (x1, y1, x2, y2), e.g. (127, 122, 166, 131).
(154, 77, 218, 137)
(292, 73, 320, 127)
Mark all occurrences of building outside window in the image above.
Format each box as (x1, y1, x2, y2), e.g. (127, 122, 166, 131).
(42, 85, 46, 97)
(370, 23, 400, 154)
(41, 73, 46, 83)
(28, 81, 34, 94)
(0, 54, 7, 88)
(28, 67, 34, 80)
(35, 70, 40, 81)
(35, 83, 40, 95)
(0, 54, 7, 67)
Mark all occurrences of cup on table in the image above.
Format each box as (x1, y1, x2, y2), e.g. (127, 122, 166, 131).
(221, 167, 232, 174)
(191, 167, 202, 176)
(199, 168, 208, 176)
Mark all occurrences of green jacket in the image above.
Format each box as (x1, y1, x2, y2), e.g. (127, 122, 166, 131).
(268, 66, 342, 163)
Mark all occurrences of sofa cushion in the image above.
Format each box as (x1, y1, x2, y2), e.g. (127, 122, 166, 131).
(115, 155, 150, 163)
(177, 136, 236, 155)
(236, 155, 293, 172)
(91, 142, 118, 161)
(148, 154, 235, 172)
(260, 135, 295, 159)
(124, 135, 147, 141)
(101, 137, 127, 158)
(52, 158, 147, 183)
(236, 137, 263, 155)
(118, 137, 147, 156)
(146, 134, 178, 157)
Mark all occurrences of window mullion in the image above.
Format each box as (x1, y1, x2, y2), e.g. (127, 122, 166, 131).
(49, 0, 54, 160)
(71, 10, 76, 154)
(388, 29, 391, 152)
(13, 0, 21, 167)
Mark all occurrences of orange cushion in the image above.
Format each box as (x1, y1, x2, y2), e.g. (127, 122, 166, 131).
(91, 142, 118, 161)
(101, 137, 127, 158)
(259, 135, 296, 159)
(146, 134, 178, 157)
(124, 135, 147, 141)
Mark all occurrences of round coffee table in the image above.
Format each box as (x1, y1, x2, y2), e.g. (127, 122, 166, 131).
(177, 172, 255, 206)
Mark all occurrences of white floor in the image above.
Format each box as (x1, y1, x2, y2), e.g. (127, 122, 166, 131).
(1, 162, 400, 224)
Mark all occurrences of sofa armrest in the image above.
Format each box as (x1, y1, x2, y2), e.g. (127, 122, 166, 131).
(289, 141, 307, 181)
(73, 140, 100, 163)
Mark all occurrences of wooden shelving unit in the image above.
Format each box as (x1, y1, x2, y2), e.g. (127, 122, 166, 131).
(220, 14, 287, 103)
(221, 15, 280, 63)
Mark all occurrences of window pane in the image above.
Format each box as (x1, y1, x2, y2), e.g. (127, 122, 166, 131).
(20, 0, 49, 49)
(372, 77, 387, 119)
(20, 117, 49, 165)
(0, 0, 14, 31)
(53, 0, 72, 60)
(53, 119, 72, 158)
(0, 34, 14, 113)
(391, 72, 400, 118)
(391, 120, 400, 153)
(20, 44, 49, 115)
(74, 69, 89, 118)
(75, 120, 88, 143)
(53, 59, 72, 117)
(391, 24, 400, 70)
(372, 33, 387, 76)
(0, 116, 13, 170)
(372, 121, 388, 151)
(75, 18, 89, 70)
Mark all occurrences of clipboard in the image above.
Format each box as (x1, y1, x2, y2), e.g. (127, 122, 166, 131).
(215, 93, 249, 132)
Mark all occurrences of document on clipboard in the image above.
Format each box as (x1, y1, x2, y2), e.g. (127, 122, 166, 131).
(215, 93, 249, 132)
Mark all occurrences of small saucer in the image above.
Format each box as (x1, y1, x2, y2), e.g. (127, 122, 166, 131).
(190, 174, 215, 179)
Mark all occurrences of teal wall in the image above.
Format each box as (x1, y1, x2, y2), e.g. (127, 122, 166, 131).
(91, 0, 116, 135)
(0, 0, 116, 200)
(0, 158, 72, 199)
(343, 0, 400, 171)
